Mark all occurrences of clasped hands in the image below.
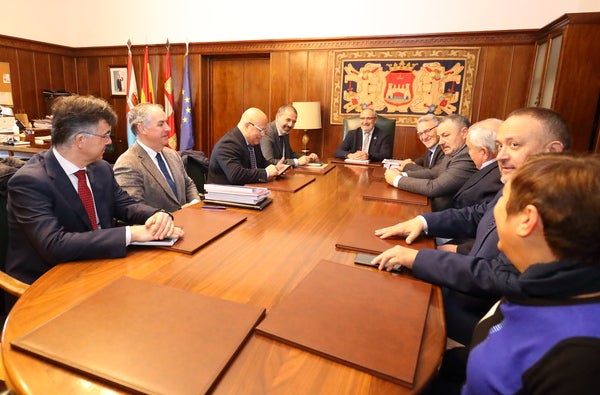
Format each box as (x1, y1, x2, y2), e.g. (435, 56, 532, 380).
(371, 217, 424, 271)
(130, 210, 184, 243)
(347, 150, 369, 160)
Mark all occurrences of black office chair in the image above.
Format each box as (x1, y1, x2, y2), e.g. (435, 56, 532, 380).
(179, 150, 209, 196)
(342, 114, 396, 154)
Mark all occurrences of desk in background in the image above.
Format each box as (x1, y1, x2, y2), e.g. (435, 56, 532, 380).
(2, 165, 446, 394)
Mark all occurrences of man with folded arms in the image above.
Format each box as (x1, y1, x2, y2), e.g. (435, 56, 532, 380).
(114, 103, 200, 212)
(208, 107, 287, 185)
(384, 114, 477, 211)
(6, 95, 182, 285)
(373, 107, 570, 345)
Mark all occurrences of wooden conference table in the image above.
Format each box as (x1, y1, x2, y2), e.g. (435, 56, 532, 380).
(2, 164, 446, 394)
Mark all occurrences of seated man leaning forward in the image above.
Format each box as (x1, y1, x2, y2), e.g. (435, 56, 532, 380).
(463, 154, 600, 394)
(384, 114, 477, 211)
(372, 107, 570, 345)
(6, 95, 183, 285)
(207, 107, 286, 185)
(114, 103, 200, 213)
(334, 108, 393, 162)
(260, 104, 319, 167)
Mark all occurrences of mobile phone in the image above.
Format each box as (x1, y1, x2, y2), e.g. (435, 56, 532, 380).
(354, 253, 403, 273)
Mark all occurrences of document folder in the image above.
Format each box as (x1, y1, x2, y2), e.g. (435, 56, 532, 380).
(335, 213, 432, 254)
(11, 277, 265, 395)
(256, 260, 432, 388)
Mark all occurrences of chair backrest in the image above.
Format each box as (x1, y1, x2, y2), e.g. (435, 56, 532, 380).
(342, 115, 396, 153)
(179, 150, 209, 195)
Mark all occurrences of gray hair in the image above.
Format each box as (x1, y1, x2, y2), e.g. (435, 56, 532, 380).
(128, 103, 164, 136)
(468, 118, 503, 154)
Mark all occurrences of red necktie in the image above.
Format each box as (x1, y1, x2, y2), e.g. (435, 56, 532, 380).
(75, 170, 98, 230)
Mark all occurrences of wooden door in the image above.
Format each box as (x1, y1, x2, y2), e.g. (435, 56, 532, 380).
(207, 55, 270, 156)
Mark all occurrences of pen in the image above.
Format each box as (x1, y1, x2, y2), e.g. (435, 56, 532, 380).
(202, 205, 227, 210)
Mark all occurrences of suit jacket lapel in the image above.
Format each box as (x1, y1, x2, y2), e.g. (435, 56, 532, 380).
(45, 151, 98, 230)
(134, 143, 178, 202)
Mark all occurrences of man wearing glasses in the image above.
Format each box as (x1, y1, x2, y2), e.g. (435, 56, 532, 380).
(208, 107, 286, 185)
(334, 108, 392, 162)
(6, 95, 182, 285)
(394, 114, 444, 171)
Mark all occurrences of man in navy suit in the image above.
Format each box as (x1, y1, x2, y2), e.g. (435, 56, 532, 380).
(334, 108, 392, 162)
(437, 118, 505, 254)
(207, 107, 287, 185)
(373, 107, 571, 344)
(260, 104, 319, 167)
(6, 95, 182, 285)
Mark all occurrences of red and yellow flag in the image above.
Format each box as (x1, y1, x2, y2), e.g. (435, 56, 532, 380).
(140, 46, 154, 104)
(164, 40, 177, 149)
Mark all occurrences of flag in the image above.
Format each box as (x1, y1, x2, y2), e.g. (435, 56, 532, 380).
(164, 40, 177, 150)
(140, 46, 154, 104)
(126, 39, 139, 146)
(180, 42, 194, 150)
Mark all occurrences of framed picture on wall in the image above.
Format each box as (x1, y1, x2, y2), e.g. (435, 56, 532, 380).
(109, 66, 127, 97)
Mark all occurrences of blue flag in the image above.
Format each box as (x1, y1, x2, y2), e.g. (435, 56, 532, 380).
(179, 46, 194, 150)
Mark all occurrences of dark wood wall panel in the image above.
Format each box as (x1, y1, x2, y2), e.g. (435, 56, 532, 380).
(8, 27, 590, 162)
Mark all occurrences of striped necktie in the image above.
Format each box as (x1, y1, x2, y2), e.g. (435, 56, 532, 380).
(248, 145, 257, 169)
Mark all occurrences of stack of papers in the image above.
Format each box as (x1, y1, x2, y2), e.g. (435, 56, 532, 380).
(204, 184, 271, 205)
(344, 158, 370, 164)
(382, 159, 402, 169)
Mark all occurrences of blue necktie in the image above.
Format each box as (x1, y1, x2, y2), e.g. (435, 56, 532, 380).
(156, 152, 178, 198)
(248, 145, 257, 169)
(427, 150, 433, 168)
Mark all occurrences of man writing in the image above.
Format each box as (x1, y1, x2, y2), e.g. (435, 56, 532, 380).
(6, 95, 182, 285)
(207, 107, 286, 185)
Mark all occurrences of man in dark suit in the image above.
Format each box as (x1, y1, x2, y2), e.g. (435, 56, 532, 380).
(451, 118, 503, 209)
(207, 107, 286, 185)
(334, 108, 392, 162)
(260, 104, 319, 167)
(373, 107, 571, 344)
(6, 95, 182, 285)
(396, 114, 444, 171)
(384, 114, 477, 211)
(438, 118, 504, 255)
(114, 103, 200, 212)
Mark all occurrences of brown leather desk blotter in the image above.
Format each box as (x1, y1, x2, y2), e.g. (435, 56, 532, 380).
(256, 260, 432, 388)
(335, 213, 432, 254)
(363, 181, 428, 205)
(247, 173, 316, 192)
(293, 162, 336, 175)
(167, 204, 247, 254)
(11, 276, 265, 395)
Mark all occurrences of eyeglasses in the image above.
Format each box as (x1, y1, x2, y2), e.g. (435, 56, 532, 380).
(359, 117, 376, 121)
(248, 121, 266, 135)
(417, 125, 438, 137)
(83, 131, 112, 141)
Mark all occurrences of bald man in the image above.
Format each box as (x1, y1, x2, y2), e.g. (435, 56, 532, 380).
(207, 107, 286, 185)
